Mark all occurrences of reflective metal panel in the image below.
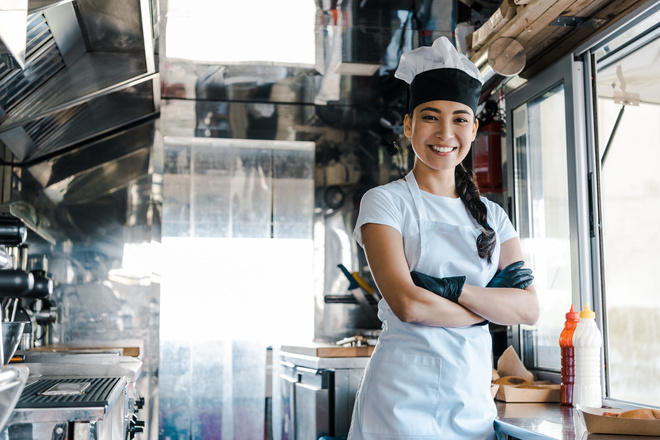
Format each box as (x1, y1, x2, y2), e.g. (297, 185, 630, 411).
(3, 79, 157, 163)
(4, 119, 161, 440)
(75, 0, 146, 52)
(159, 134, 314, 438)
(0, 0, 157, 170)
(160, 96, 403, 343)
(0, 12, 64, 117)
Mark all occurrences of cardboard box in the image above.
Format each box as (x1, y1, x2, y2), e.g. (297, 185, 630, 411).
(578, 406, 660, 436)
(491, 384, 500, 399)
(495, 383, 561, 403)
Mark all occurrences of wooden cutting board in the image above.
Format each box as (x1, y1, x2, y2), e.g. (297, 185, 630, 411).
(281, 343, 374, 358)
(30, 343, 141, 358)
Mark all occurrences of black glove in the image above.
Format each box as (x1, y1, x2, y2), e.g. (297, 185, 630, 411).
(487, 261, 534, 290)
(410, 271, 465, 303)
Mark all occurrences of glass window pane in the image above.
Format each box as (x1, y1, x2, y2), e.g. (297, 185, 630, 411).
(596, 37, 660, 403)
(160, 138, 315, 438)
(513, 84, 573, 370)
(165, 0, 316, 65)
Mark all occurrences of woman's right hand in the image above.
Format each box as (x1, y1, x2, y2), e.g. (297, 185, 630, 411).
(410, 271, 465, 303)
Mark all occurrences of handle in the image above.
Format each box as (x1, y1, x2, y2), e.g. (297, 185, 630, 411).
(20, 272, 53, 299)
(337, 264, 359, 290)
(0, 217, 27, 246)
(352, 272, 374, 295)
(0, 270, 34, 297)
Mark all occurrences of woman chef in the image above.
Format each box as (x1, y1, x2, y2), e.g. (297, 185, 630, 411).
(347, 37, 540, 440)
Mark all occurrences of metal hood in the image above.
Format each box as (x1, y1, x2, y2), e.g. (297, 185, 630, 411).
(0, 0, 158, 165)
(9, 120, 157, 245)
(0, 0, 159, 243)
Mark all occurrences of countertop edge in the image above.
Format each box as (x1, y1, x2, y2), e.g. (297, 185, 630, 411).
(494, 419, 558, 440)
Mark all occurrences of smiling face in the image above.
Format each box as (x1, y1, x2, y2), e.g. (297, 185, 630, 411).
(404, 100, 478, 174)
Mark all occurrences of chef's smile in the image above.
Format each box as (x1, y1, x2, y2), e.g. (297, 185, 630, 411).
(428, 144, 458, 154)
(404, 100, 478, 172)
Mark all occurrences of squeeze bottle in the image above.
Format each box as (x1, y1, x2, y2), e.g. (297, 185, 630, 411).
(572, 303, 602, 408)
(558, 305, 580, 405)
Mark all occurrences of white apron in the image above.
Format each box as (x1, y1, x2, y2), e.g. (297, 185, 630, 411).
(348, 171, 499, 440)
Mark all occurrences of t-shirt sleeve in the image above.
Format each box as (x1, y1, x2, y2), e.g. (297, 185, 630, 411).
(353, 187, 403, 247)
(487, 199, 518, 244)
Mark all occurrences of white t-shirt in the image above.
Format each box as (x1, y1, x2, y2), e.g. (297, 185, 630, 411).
(353, 179, 518, 269)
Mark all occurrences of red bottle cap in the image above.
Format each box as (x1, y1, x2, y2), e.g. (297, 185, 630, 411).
(566, 304, 579, 321)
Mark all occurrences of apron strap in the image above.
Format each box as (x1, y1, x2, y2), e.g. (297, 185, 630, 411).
(405, 171, 427, 221)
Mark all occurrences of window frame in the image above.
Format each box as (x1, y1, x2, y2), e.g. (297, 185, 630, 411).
(505, 0, 660, 404)
(576, 1, 660, 406)
(505, 53, 594, 383)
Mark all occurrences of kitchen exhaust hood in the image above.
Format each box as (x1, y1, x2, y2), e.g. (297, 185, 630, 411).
(0, 0, 158, 165)
(0, 0, 159, 243)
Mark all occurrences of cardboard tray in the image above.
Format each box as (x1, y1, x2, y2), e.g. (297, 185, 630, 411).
(578, 406, 660, 436)
(495, 383, 560, 403)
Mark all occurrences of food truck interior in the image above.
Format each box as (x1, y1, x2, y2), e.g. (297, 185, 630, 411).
(0, 0, 659, 438)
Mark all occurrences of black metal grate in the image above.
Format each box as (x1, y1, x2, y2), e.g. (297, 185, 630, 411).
(16, 377, 121, 409)
(0, 12, 65, 113)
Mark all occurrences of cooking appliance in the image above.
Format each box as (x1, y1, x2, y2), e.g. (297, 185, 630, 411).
(5, 359, 145, 440)
(0, 365, 28, 434)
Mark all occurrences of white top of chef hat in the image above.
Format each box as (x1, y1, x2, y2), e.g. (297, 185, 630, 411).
(394, 37, 483, 85)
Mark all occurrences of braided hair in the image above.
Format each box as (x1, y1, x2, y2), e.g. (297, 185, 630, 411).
(455, 163, 496, 264)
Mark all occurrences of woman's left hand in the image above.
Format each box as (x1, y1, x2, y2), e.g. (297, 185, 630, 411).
(487, 261, 534, 290)
(457, 238, 539, 326)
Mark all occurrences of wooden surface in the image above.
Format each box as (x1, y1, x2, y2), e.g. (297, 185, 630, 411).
(471, 0, 518, 51)
(281, 343, 374, 358)
(521, 0, 654, 78)
(469, 0, 652, 79)
(30, 343, 141, 357)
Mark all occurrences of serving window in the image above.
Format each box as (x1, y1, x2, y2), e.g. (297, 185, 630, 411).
(504, 2, 660, 407)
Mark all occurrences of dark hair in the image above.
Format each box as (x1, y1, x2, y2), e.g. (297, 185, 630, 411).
(455, 163, 496, 264)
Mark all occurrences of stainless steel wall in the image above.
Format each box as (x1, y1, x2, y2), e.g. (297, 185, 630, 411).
(160, 85, 411, 342)
(2, 119, 162, 440)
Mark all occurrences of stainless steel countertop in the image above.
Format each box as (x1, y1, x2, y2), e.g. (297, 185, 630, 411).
(495, 402, 660, 440)
(279, 350, 371, 370)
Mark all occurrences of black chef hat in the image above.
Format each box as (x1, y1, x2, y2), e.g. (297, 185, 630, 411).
(395, 37, 483, 115)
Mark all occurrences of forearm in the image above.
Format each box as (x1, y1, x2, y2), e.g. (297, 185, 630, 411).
(458, 284, 539, 326)
(402, 286, 486, 327)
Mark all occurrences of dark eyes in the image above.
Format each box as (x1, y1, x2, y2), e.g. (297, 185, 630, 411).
(421, 114, 468, 123)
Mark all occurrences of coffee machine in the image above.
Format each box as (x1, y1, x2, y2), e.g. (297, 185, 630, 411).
(0, 215, 55, 363)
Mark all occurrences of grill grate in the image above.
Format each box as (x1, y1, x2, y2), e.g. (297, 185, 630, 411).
(16, 377, 121, 409)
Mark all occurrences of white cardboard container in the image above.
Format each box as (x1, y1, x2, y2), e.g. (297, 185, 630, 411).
(577, 406, 660, 436)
